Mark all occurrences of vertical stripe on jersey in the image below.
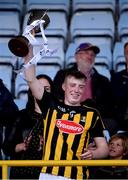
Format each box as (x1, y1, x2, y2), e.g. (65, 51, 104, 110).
(43, 108, 50, 137)
(42, 110, 57, 172)
(64, 113, 80, 178)
(42, 108, 50, 159)
(76, 111, 94, 180)
(76, 111, 94, 157)
(52, 113, 69, 175)
(42, 108, 95, 179)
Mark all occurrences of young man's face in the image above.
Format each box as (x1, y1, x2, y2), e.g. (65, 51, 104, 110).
(62, 76, 86, 106)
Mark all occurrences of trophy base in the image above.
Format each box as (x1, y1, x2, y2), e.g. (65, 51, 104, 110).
(8, 36, 29, 57)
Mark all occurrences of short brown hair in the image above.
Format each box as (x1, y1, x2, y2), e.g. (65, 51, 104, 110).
(65, 70, 87, 82)
(109, 133, 128, 158)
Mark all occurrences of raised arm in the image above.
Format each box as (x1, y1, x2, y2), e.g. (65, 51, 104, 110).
(24, 44, 44, 100)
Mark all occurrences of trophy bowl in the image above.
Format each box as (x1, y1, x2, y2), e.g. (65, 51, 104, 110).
(8, 9, 50, 57)
(8, 36, 29, 57)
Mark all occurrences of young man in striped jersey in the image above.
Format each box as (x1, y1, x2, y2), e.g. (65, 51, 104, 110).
(23, 45, 109, 180)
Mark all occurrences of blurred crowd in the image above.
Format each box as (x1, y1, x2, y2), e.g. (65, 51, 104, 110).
(0, 40, 128, 180)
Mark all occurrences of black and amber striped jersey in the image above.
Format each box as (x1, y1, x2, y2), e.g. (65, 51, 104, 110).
(38, 91, 105, 179)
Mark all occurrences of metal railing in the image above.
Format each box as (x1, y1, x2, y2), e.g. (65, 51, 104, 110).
(0, 160, 128, 179)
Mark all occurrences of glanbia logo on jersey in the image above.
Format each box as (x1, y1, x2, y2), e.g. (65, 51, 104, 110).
(56, 119, 84, 134)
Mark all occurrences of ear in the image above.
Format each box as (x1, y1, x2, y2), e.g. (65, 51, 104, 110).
(62, 83, 65, 91)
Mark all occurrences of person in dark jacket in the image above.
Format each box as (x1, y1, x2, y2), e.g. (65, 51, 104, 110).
(2, 74, 53, 179)
(0, 79, 19, 127)
(0, 79, 19, 178)
(111, 42, 128, 131)
(53, 43, 119, 136)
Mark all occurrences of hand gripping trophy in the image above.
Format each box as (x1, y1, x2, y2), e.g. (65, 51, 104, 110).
(8, 10, 56, 72)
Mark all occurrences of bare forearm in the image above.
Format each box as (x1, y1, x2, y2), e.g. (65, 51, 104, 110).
(92, 137, 109, 159)
(24, 64, 36, 82)
(80, 146, 109, 160)
(92, 146, 109, 159)
(81, 137, 109, 160)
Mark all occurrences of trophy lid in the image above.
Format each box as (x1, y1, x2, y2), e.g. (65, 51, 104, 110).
(27, 9, 50, 33)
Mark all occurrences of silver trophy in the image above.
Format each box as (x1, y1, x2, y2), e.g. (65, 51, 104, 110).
(8, 9, 50, 57)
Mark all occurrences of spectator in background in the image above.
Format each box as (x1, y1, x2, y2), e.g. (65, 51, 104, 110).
(111, 42, 128, 132)
(91, 133, 128, 179)
(0, 79, 19, 178)
(0, 78, 19, 128)
(53, 42, 118, 136)
(23, 44, 109, 179)
(2, 74, 53, 179)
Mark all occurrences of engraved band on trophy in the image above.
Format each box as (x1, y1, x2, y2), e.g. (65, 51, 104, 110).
(8, 9, 50, 57)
